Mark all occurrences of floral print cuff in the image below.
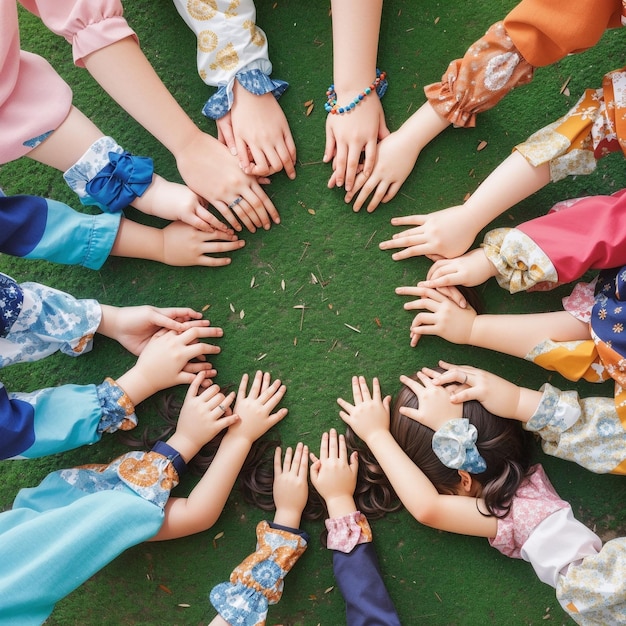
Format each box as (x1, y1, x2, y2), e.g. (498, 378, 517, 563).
(326, 511, 373, 553)
(482, 228, 558, 293)
(210, 520, 307, 625)
(202, 68, 288, 120)
(96, 377, 137, 434)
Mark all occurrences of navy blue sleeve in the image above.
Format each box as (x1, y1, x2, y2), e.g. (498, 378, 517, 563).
(0, 195, 48, 257)
(332, 542, 401, 626)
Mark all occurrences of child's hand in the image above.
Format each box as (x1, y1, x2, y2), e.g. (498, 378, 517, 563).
(379, 205, 478, 261)
(344, 127, 420, 213)
(394, 285, 476, 348)
(99, 304, 214, 355)
(217, 87, 297, 180)
(166, 372, 238, 462)
(175, 131, 278, 233)
(161, 220, 245, 267)
(310, 429, 358, 519)
(227, 371, 288, 444)
(324, 96, 389, 192)
(133, 175, 231, 233)
(428, 361, 523, 419)
(117, 326, 222, 404)
(397, 370, 463, 432)
(337, 376, 391, 446)
(420, 249, 497, 289)
(273, 443, 309, 529)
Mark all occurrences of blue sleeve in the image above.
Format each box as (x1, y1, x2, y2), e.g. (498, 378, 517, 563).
(0, 474, 163, 624)
(332, 543, 401, 626)
(1, 383, 102, 460)
(0, 194, 120, 270)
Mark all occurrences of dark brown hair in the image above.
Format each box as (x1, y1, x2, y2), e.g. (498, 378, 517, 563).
(345, 373, 534, 519)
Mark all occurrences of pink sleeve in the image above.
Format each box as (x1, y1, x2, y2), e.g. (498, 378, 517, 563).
(518, 189, 626, 284)
(18, 0, 137, 67)
(0, 3, 72, 164)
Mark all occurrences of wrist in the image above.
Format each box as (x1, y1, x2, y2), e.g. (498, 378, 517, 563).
(96, 304, 116, 339)
(163, 432, 201, 464)
(516, 388, 542, 423)
(273, 506, 302, 530)
(325, 494, 357, 519)
(115, 365, 158, 406)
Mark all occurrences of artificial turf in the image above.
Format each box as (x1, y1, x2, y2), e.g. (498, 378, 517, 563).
(2, 1, 626, 624)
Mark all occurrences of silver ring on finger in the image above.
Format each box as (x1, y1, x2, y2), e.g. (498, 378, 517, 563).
(218, 404, 225, 411)
(462, 373, 468, 385)
(228, 197, 243, 210)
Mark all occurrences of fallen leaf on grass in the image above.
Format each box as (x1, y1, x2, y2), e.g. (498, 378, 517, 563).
(477, 140, 488, 151)
(306, 103, 314, 116)
(344, 323, 361, 333)
(324, 586, 335, 594)
(560, 76, 571, 95)
(158, 584, 172, 595)
(229, 302, 235, 313)
(201, 304, 211, 312)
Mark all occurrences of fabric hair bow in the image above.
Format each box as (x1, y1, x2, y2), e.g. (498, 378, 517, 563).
(85, 151, 153, 213)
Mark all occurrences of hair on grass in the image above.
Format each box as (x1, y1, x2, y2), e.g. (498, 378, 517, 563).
(345, 371, 534, 520)
(120, 394, 327, 519)
(118, 393, 279, 510)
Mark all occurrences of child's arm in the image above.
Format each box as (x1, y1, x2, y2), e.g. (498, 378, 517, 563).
(324, 0, 388, 193)
(29, 109, 231, 233)
(310, 429, 401, 626)
(430, 362, 626, 475)
(80, 37, 279, 233)
(344, 102, 450, 213)
(111, 218, 245, 267)
(337, 376, 497, 537)
(379, 151, 551, 261)
(96, 305, 214, 355)
(416, 363, 543, 424)
(152, 371, 288, 540)
(397, 285, 589, 353)
(208, 444, 308, 626)
(171, 0, 296, 179)
(114, 326, 222, 406)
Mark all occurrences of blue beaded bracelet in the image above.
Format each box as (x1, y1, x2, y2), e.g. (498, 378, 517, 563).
(324, 69, 388, 115)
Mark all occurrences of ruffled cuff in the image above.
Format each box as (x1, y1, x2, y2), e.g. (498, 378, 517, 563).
(326, 511, 373, 553)
(63, 136, 154, 212)
(96, 377, 137, 434)
(482, 228, 558, 293)
(202, 67, 289, 120)
(210, 520, 307, 624)
(424, 21, 534, 128)
(525, 384, 580, 435)
(59, 450, 178, 509)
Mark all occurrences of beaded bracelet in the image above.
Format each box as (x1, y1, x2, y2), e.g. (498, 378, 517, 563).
(324, 69, 388, 115)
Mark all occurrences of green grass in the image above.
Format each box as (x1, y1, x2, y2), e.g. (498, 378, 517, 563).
(2, 1, 626, 624)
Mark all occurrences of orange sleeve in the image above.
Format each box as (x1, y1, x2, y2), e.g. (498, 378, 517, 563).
(504, 0, 623, 66)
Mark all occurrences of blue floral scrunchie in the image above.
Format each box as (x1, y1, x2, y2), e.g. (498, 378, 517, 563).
(431, 418, 487, 474)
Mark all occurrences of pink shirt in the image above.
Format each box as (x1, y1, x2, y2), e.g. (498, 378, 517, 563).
(0, 1, 136, 163)
(489, 464, 569, 559)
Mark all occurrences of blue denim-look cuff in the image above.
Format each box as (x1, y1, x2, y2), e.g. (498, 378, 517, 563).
(202, 68, 289, 120)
